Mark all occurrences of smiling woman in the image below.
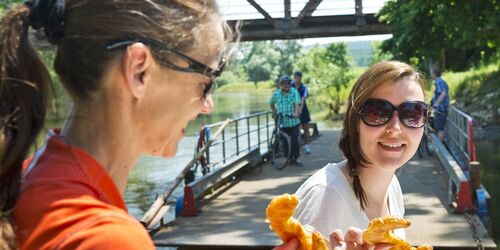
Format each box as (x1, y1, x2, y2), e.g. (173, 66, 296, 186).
(276, 61, 428, 250)
(0, 0, 233, 249)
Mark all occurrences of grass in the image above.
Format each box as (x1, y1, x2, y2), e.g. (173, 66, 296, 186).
(446, 64, 499, 106)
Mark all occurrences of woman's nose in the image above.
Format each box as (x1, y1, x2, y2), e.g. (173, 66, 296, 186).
(200, 95, 214, 114)
(385, 111, 403, 134)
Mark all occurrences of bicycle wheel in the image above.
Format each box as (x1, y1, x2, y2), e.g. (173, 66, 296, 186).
(425, 133, 434, 156)
(271, 132, 291, 170)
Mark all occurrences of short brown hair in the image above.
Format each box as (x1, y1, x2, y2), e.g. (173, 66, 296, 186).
(338, 61, 426, 210)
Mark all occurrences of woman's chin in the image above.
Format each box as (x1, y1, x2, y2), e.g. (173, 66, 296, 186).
(372, 157, 406, 171)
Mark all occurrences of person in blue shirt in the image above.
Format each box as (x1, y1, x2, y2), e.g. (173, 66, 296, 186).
(431, 69, 449, 141)
(269, 75, 303, 166)
(292, 71, 312, 154)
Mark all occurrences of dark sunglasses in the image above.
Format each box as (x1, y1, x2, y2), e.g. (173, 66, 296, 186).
(359, 98, 427, 128)
(105, 38, 226, 99)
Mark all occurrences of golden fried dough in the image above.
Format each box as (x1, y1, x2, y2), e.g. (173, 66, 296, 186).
(363, 216, 433, 250)
(265, 194, 329, 250)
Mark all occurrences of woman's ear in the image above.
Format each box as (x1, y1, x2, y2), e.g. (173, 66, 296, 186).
(121, 43, 153, 99)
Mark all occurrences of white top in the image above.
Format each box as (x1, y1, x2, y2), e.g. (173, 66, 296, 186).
(294, 160, 406, 240)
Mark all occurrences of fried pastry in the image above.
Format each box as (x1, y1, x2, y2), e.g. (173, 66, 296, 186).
(363, 216, 433, 250)
(265, 193, 329, 250)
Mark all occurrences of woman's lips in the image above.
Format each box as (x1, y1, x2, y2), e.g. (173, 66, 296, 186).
(378, 142, 405, 152)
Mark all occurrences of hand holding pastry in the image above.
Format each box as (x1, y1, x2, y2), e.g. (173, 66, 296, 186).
(266, 193, 329, 250)
(363, 216, 433, 250)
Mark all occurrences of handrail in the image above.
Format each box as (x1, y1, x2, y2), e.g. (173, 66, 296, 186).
(440, 106, 491, 232)
(140, 120, 230, 229)
(199, 111, 273, 167)
(445, 106, 477, 170)
(431, 133, 473, 213)
(177, 110, 321, 218)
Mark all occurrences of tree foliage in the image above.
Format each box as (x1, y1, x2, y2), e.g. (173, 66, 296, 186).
(378, 0, 500, 70)
(295, 43, 353, 117)
(241, 40, 302, 86)
(0, 0, 21, 12)
(243, 41, 280, 85)
(275, 40, 302, 76)
(370, 41, 393, 65)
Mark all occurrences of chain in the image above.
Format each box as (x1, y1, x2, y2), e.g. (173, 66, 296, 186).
(464, 211, 484, 250)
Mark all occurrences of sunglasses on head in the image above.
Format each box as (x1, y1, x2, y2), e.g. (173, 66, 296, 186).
(359, 98, 427, 128)
(105, 38, 226, 100)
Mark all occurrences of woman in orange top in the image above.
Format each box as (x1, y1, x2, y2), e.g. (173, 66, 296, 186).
(0, 0, 232, 249)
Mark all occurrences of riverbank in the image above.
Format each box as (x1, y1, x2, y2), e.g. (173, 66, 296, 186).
(444, 64, 499, 140)
(217, 80, 274, 93)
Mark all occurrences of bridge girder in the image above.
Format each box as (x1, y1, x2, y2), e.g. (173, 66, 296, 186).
(228, 0, 390, 41)
(229, 14, 389, 41)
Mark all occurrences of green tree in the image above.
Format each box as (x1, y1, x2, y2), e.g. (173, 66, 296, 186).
(275, 40, 302, 76)
(295, 43, 353, 117)
(243, 41, 280, 86)
(370, 41, 393, 65)
(378, 0, 500, 70)
(0, 0, 21, 11)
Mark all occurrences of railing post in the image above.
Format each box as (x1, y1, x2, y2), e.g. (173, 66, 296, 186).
(235, 121, 239, 156)
(257, 115, 261, 147)
(266, 112, 270, 146)
(222, 128, 226, 164)
(467, 119, 477, 162)
(247, 117, 251, 151)
(469, 161, 481, 201)
(204, 127, 210, 165)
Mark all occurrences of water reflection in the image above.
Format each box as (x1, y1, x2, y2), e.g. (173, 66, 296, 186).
(475, 138, 500, 245)
(125, 91, 273, 220)
(185, 92, 272, 135)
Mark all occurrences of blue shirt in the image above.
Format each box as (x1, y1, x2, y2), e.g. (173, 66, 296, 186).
(432, 77, 449, 113)
(292, 83, 309, 100)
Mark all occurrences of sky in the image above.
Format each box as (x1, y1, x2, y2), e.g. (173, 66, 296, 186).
(217, 0, 391, 44)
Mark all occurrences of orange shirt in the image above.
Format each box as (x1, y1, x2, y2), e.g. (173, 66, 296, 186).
(14, 129, 155, 250)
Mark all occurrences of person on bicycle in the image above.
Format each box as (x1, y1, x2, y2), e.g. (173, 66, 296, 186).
(269, 75, 303, 166)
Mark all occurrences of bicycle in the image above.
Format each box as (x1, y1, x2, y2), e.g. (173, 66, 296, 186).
(418, 114, 435, 158)
(269, 113, 293, 170)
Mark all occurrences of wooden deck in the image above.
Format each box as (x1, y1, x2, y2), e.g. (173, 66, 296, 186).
(151, 130, 497, 249)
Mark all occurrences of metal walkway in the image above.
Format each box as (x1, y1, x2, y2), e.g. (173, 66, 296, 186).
(151, 130, 496, 249)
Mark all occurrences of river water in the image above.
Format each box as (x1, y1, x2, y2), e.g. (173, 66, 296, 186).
(475, 138, 500, 245)
(114, 91, 498, 245)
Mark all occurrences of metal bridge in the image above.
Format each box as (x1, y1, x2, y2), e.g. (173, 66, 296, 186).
(221, 0, 391, 41)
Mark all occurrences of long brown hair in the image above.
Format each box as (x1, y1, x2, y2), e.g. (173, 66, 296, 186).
(0, 1, 232, 248)
(338, 61, 426, 210)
